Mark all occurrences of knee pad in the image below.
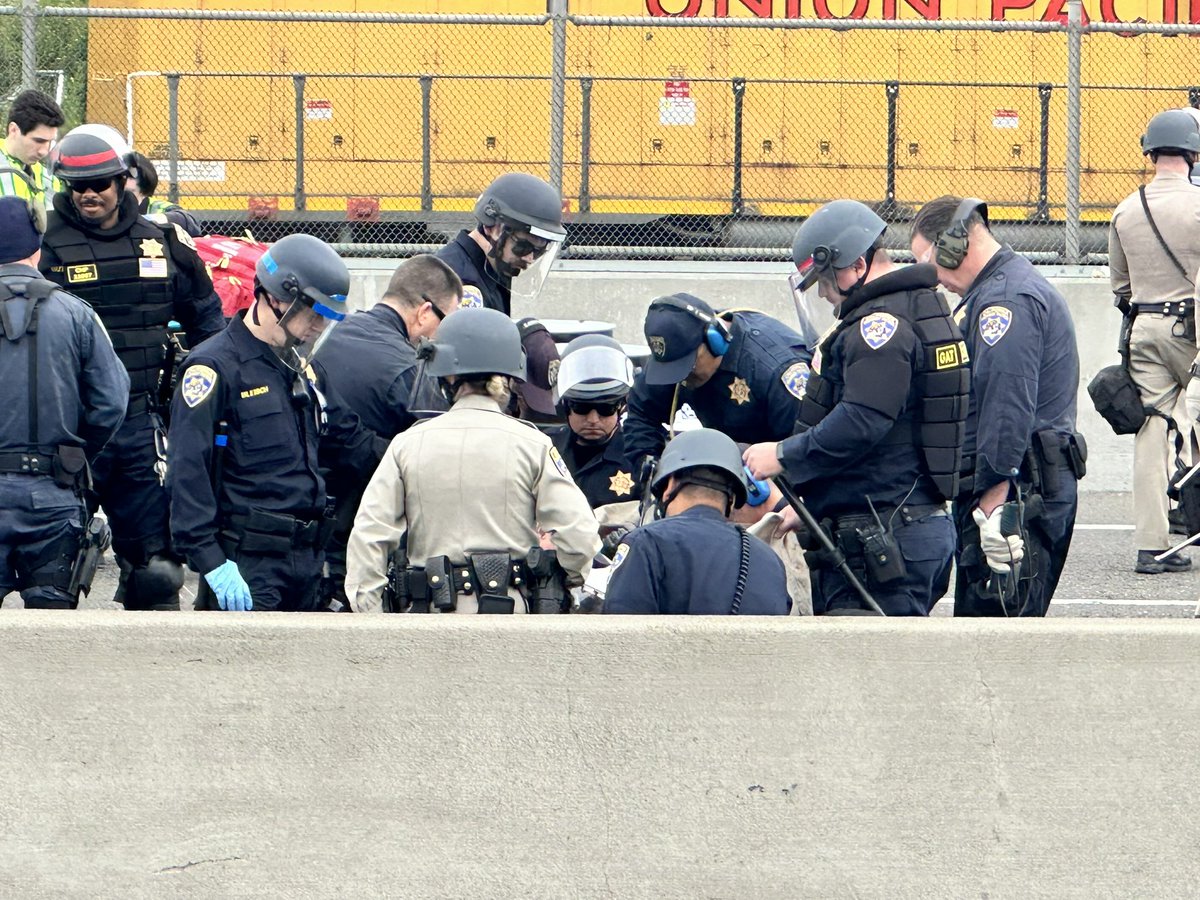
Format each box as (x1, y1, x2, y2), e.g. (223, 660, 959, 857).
(23, 531, 83, 595)
(124, 554, 184, 610)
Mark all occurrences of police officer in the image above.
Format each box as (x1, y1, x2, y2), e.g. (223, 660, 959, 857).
(551, 334, 638, 515)
(310, 253, 463, 608)
(38, 123, 226, 610)
(623, 293, 811, 488)
(604, 428, 790, 615)
(125, 152, 204, 238)
(168, 234, 387, 612)
(910, 195, 1083, 617)
(345, 307, 601, 614)
(435, 173, 567, 315)
(0, 196, 129, 608)
(744, 200, 966, 617)
(1, 90, 64, 226)
(1111, 110, 1200, 573)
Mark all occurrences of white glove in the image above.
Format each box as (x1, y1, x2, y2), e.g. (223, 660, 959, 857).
(1186, 375, 1200, 422)
(972, 506, 1024, 575)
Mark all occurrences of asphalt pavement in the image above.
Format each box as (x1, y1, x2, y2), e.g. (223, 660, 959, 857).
(3, 490, 1197, 616)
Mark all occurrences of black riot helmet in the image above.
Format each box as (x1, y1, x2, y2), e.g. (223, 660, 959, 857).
(253, 233, 350, 371)
(474, 172, 567, 242)
(421, 307, 527, 381)
(1141, 108, 1200, 156)
(652, 428, 750, 511)
(791, 199, 887, 292)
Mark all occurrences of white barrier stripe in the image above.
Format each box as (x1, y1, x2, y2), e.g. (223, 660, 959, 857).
(1074, 524, 1135, 531)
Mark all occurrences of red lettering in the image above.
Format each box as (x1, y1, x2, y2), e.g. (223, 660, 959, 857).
(645, 0, 704, 15)
(882, 0, 941, 18)
(990, 0, 1034, 18)
(1192, 0, 1200, 22)
(813, 0, 871, 18)
(1039, 0, 1089, 24)
(716, 0, 774, 14)
(787, 0, 803, 14)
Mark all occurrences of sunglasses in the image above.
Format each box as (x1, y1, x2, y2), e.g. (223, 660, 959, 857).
(567, 400, 621, 417)
(422, 293, 447, 321)
(68, 177, 117, 195)
(509, 236, 550, 259)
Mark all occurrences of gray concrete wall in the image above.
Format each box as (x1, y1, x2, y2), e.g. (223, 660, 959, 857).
(348, 260, 1133, 491)
(2, 612, 1198, 898)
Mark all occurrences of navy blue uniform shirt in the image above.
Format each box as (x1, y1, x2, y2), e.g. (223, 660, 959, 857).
(167, 313, 387, 575)
(623, 312, 811, 476)
(603, 505, 790, 615)
(551, 425, 637, 510)
(959, 247, 1079, 494)
(435, 230, 510, 315)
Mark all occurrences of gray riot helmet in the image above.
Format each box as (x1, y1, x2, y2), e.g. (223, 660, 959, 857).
(421, 307, 527, 381)
(652, 427, 749, 510)
(1141, 109, 1200, 155)
(254, 233, 350, 371)
(555, 334, 635, 405)
(474, 172, 566, 302)
(791, 199, 887, 292)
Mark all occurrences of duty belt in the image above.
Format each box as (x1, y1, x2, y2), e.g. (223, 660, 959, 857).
(0, 451, 54, 475)
(831, 502, 948, 532)
(224, 509, 330, 550)
(1133, 299, 1193, 316)
(403, 560, 528, 597)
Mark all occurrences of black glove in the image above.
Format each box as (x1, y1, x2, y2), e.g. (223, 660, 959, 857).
(600, 526, 632, 560)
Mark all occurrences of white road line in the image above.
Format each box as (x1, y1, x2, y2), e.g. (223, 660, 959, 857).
(943, 597, 1196, 607)
(1074, 524, 1135, 531)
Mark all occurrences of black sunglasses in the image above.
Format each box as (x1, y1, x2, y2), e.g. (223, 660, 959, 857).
(509, 236, 550, 259)
(68, 176, 117, 195)
(567, 399, 621, 417)
(422, 293, 447, 321)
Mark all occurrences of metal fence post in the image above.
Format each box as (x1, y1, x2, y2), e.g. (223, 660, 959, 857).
(579, 77, 592, 214)
(548, 0, 568, 191)
(1064, 1, 1083, 263)
(1035, 82, 1052, 223)
(731, 77, 746, 217)
(884, 80, 899, 217)
(293, 74, 306, 213)
(20, 0, 37, 91)
(167, 73, 180, 204)
(420, 75, 433, 212)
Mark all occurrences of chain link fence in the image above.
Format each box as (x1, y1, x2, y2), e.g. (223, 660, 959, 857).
(3, 2, 1199, 260)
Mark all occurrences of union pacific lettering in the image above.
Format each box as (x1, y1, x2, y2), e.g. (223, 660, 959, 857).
(643, 0, 1200, 24)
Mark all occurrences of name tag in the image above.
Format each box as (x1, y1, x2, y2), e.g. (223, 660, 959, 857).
(139, 258, 168, 279)
(67, 264, 98, 284)
(240, 385, 269, 399)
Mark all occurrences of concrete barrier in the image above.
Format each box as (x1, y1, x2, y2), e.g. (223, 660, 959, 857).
(2, 612, 1198, 897)
(347, 259, 1133, 491)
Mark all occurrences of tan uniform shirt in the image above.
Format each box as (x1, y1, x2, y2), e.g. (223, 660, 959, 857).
(346, 393, 601, 613)
(1109, 171, 1200, 306)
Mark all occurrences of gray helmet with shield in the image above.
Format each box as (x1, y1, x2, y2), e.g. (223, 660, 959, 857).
(555, 334, 635, 407)
(254, 233, 350, 370)
(474, 172, 566, 302)
(1141, 108, 1200, 155)
(652, 427, 749, 509)
(791, 199, 887, 291)
(423, 307, 526, 381)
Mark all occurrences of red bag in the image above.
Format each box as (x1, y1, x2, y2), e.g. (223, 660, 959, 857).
(193, 234, 270, 317)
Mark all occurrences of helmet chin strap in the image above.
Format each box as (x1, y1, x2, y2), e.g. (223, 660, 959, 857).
(840, 247, 877, 300)
(573, 418, 620, 447)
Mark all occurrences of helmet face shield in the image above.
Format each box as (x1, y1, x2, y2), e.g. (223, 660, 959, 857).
(509, 234, 562, 303)
(272, 293, 345, 371)
(788, 271, 838, 350)
(555, 343, 634, 402)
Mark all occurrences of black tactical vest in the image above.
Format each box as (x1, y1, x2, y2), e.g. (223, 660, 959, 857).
(43, 214, 176, 398)
(796, 280, 969, 502)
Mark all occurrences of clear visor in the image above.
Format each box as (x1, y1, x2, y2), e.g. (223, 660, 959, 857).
(554, 345, 635, 401)
(788, 271, 839, 351)
(273, 294, 345, 371)
(509, 238, 563, 302)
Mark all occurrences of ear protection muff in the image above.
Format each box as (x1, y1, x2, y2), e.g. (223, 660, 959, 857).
(744, 466, 771, 507)
(934, 197, 988, 270)
(0, 167, 46, 235)
(651, 294, 733, 357)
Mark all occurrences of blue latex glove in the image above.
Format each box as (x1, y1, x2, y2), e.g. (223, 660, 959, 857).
(204, 560, 253, 611)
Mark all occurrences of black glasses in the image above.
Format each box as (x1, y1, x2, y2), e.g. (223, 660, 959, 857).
(567, 400, 621, 417)
(509, 236, 550, 259)
(422, 293, 447, 321)
(68, 177, 117, 195)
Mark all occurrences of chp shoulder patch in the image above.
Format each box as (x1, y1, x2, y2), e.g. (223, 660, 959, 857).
(781, 361, 810, 400)
(172, 222, 197, 251)
(181, 364, 218, 408)
(978, 306, 1013, 346)
(610, 542, 631, 572)
(461, 285, 484, 309)
(859, 312, 899, 350)
(548, 446, 571, 478)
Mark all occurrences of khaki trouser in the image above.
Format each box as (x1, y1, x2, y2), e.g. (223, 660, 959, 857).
(1128, 311, 1197, 550)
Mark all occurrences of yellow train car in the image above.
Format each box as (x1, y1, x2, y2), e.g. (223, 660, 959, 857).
(84, 0, 1195, 230)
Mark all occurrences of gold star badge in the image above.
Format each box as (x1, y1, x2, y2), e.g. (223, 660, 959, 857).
(139, 238, 165, 259)
(609, 470, 634, 497)
(729, 376, 751, 406)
